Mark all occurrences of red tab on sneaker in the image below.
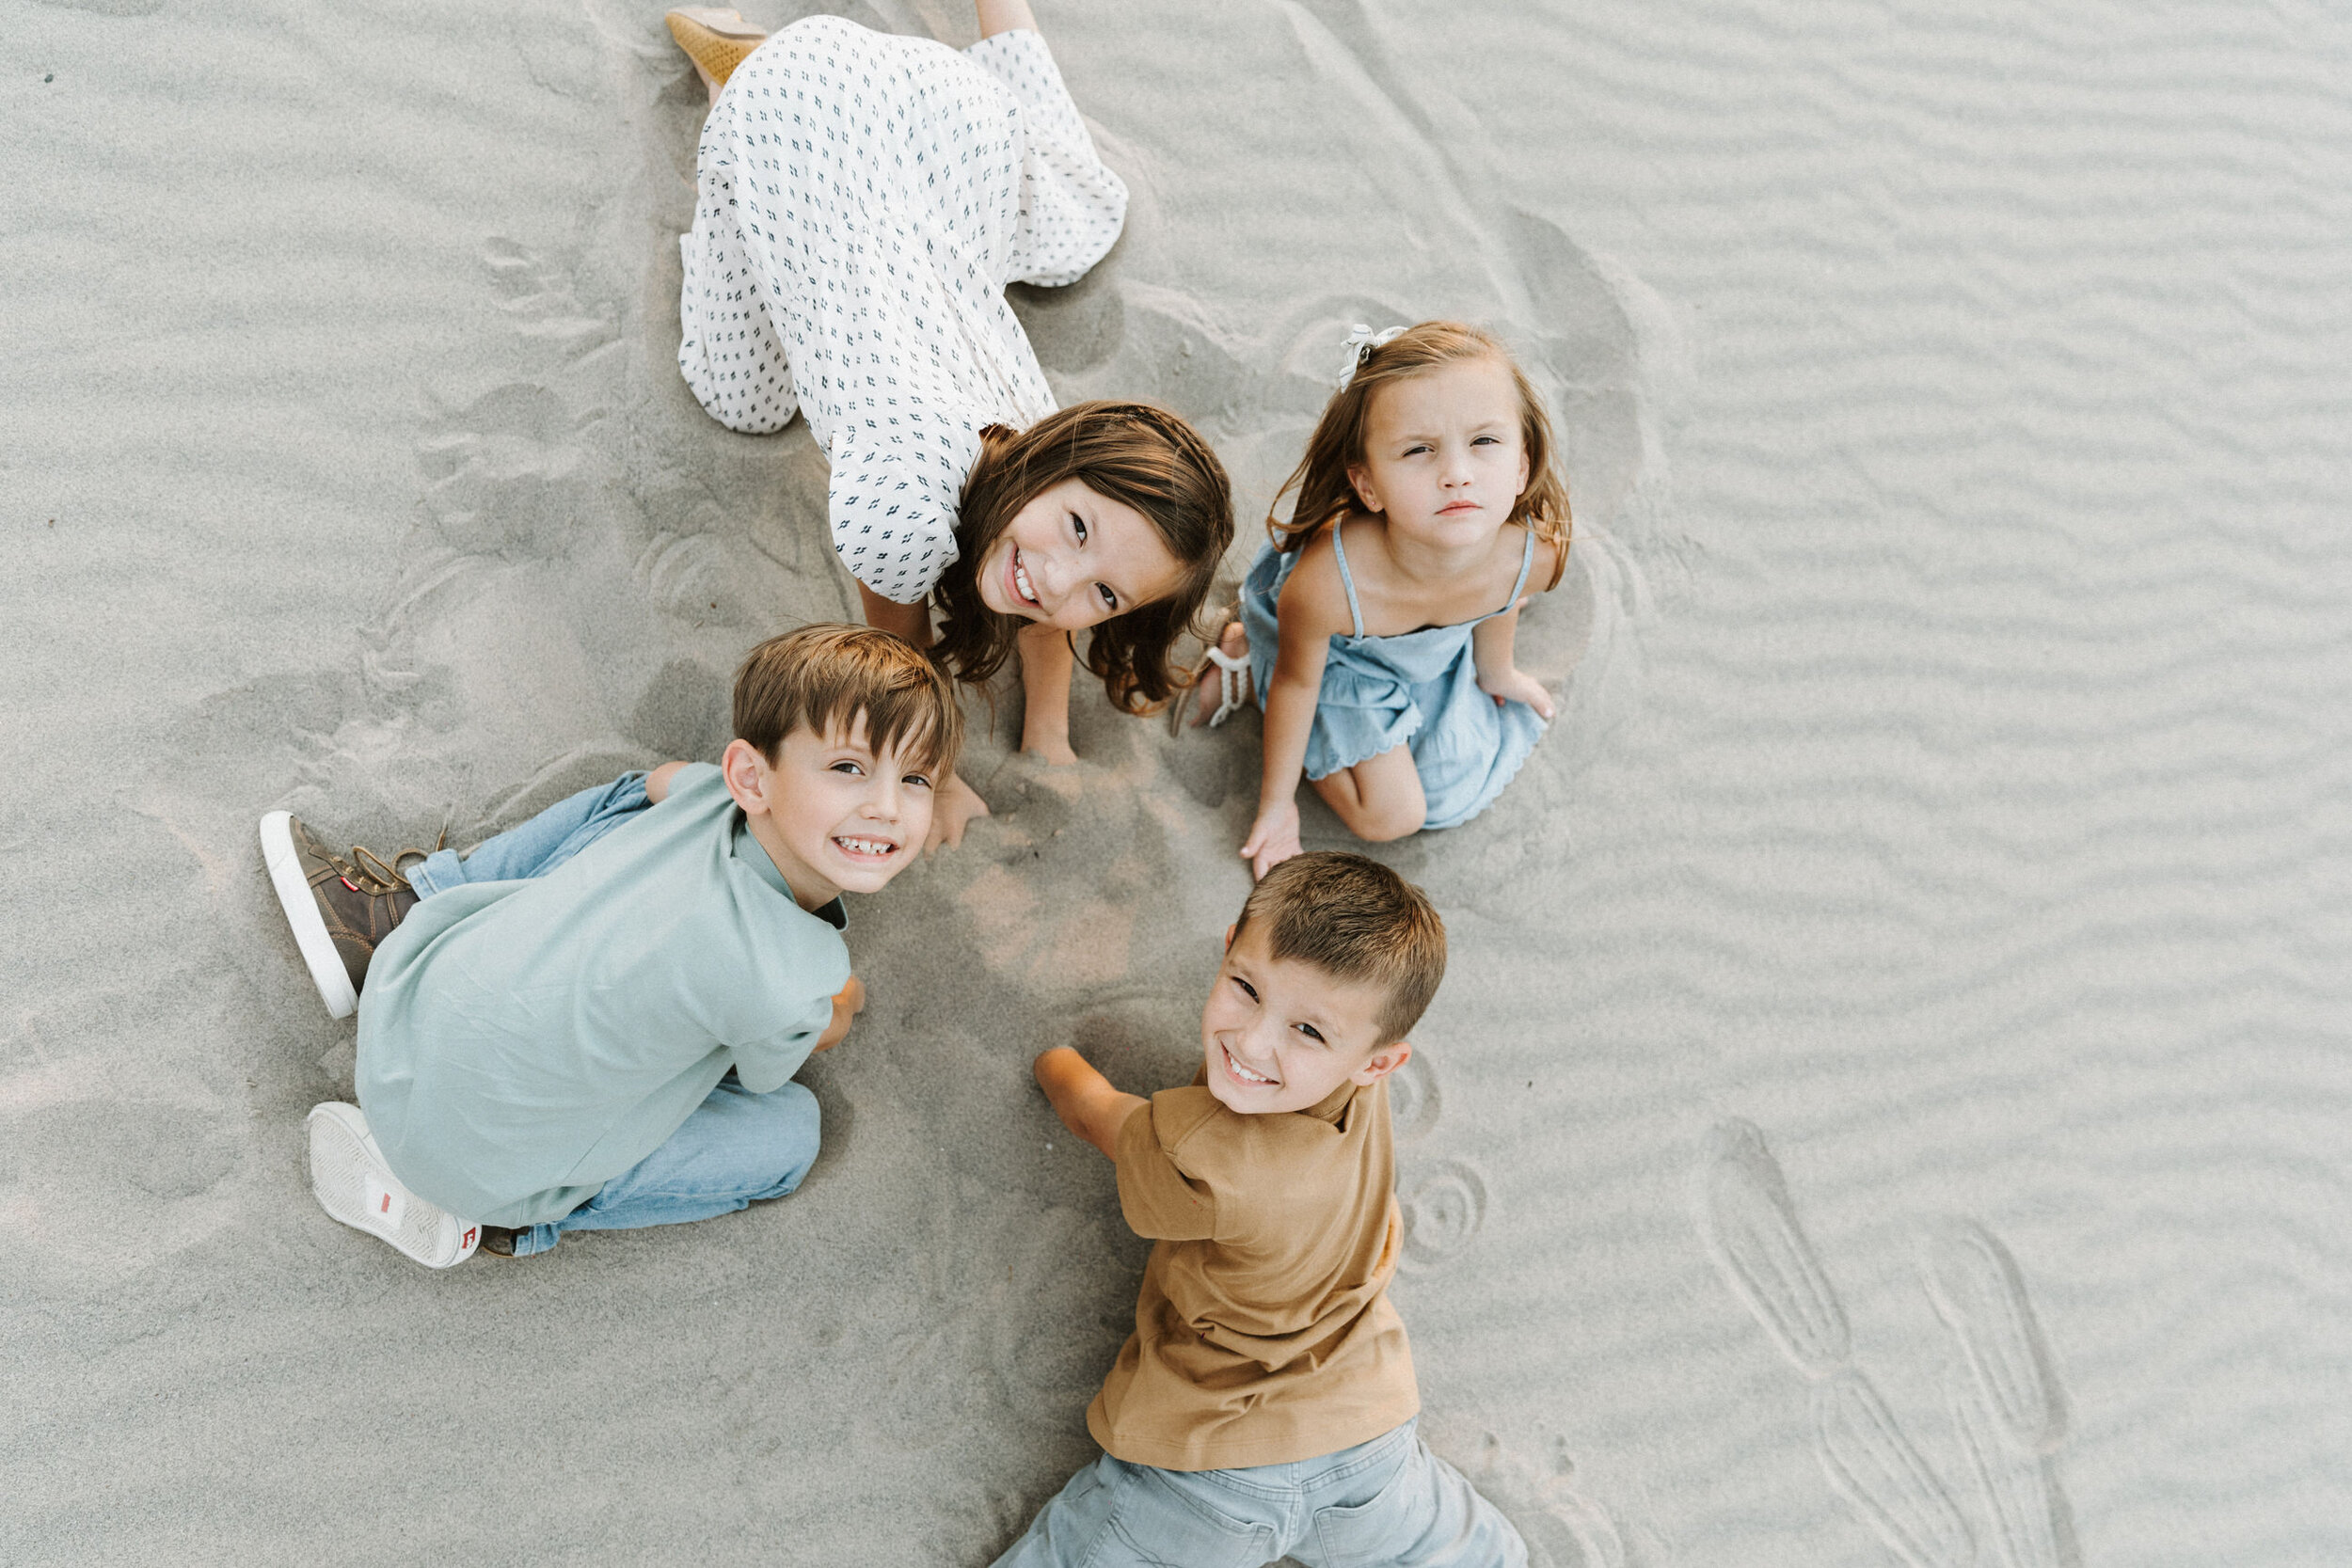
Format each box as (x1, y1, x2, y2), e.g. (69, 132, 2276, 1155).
(361, 1172, 407, 1231)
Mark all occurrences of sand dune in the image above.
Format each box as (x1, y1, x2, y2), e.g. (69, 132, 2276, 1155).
(4, 0, 2347, 1563)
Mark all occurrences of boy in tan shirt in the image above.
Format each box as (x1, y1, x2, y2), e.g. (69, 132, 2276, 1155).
(1003, 853, 1525, 1566)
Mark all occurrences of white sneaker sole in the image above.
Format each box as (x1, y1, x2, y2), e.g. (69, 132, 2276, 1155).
(261, 810, 359, 1020)
(305, 1102, 480, 1268)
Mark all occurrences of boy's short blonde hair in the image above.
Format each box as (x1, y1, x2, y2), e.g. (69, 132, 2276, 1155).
(733, 625, 963, 776)
(1232, 852, 1447, 1044)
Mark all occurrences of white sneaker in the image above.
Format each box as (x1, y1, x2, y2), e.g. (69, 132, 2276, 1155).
(305, 1102, 480, 1268)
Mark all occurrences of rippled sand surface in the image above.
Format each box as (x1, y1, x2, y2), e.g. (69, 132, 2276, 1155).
(4, 1, 2347, 1563)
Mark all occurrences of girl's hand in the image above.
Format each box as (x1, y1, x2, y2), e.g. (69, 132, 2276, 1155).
(1477, 664, 1556, 721)
(1240, 798, 1304, 880)
(1021, 734, 1079, 768)
(927, 772, 992, 852)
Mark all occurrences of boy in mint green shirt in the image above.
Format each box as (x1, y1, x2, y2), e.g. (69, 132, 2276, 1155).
(262, 625, 960, 1266)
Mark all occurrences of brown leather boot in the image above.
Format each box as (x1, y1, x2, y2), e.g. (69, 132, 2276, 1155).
(261, 811, 441, 1019)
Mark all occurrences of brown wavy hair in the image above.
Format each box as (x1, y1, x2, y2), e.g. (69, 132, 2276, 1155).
(930, 402, 1234, 715)
(1267, 322, 1570, 591)
(735, 624, 964, 776)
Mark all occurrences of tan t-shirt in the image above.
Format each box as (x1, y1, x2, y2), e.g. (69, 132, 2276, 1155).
(1085, 1072, 1420, 1471)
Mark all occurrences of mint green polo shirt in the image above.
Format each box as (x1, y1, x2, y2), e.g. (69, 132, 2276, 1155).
(355, 764, 849, 1227)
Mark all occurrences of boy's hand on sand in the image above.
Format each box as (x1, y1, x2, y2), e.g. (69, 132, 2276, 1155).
(1034, 1045, 1147, 1158)
(814, 975, 866, 1052)
(1022, 736, 1079, 767)
(1241, 800, 1303, 880)
(927, 772, 991, 852)
(1478, 665, 1556, 721)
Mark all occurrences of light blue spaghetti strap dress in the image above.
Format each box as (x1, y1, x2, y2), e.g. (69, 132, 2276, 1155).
(1238, 523, 1547, 832)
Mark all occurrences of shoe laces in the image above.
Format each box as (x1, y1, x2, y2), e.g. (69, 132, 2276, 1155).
(327, 827, 448, 897)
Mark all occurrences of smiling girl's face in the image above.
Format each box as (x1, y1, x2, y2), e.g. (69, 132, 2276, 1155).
(973, 477, 1187, 632)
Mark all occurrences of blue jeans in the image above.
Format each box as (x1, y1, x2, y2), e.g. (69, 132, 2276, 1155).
(992, 1419, 1526, 1568)
(507, 1075, 821, 1257)
(409, 771, 820, 1257)
(407, 771, 652, 897)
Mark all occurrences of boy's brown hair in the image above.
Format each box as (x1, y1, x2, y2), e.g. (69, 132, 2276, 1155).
(931, 401, 1235, 716)
(733, 625, 964, 776)
(1232, 852, 1448, 1044)
(1268, 321, 1571, 592)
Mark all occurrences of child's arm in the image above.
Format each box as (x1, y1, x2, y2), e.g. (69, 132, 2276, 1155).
(977, 0, 1039, 37)
(1470, 537, 1561, 721)
(1034, 1046, 1148, 1157)
(644, 760, 689, 803)
(1470, 608, 1556, 720)
(813, 975, 866, 1053)
(1240, 547, 1349, 879)
(856, 579, 932, 647)
(1015, 622, 1080, 765)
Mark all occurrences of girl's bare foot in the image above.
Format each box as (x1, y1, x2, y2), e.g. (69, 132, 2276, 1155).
(1187, 621, 1252, 728)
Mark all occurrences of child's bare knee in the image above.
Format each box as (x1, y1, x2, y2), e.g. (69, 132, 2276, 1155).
(1339, 799, 1422, 843)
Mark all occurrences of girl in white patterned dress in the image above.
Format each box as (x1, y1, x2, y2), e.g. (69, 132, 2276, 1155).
(666, 2, 1232, 848)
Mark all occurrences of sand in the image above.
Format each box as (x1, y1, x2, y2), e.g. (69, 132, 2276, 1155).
(4, 0, 2347, 1562)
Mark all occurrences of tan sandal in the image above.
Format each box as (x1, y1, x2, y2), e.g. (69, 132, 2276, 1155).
(665, 8, 768, 90)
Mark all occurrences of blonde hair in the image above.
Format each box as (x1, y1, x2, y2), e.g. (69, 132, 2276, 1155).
(1233, 852, 1448, 1044)
(1268, 322, 1570, 591)
(734, 624, 964, 777)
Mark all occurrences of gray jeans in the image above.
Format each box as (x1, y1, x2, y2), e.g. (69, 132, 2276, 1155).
(991, 1419, 1526, 1568)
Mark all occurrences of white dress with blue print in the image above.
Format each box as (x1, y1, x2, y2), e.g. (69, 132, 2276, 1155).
(677, 18, 1128, 603)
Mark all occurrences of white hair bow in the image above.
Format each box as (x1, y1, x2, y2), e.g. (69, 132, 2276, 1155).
(1337, 323, 1406, 388)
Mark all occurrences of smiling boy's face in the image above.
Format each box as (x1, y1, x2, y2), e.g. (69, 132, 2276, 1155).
(723, 714, 939, 911)
(1200, 921, 1411, 1116)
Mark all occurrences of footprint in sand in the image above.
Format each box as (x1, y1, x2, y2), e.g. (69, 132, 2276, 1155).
(1917, 1219, 2068, 1455)
(1696, 1118, 1850, 1377)
(1947, 1368, 2082, 1568)
(1694, 1118, 1971, 1568)
(1811, 1370, 1973, 1568)
(1697, 1120, 2081, 1568)
(480, 236, 619, 358)
(415, 382, 596, 562)
(1921, 1221, 2081, 1568)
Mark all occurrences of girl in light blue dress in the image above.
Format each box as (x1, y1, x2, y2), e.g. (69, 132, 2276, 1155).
(1191, 323, 1572, 877)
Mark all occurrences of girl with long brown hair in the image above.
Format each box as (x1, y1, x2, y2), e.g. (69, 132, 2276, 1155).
(664, 2, 1233, 846)
(1190, 322, 1572, 877)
